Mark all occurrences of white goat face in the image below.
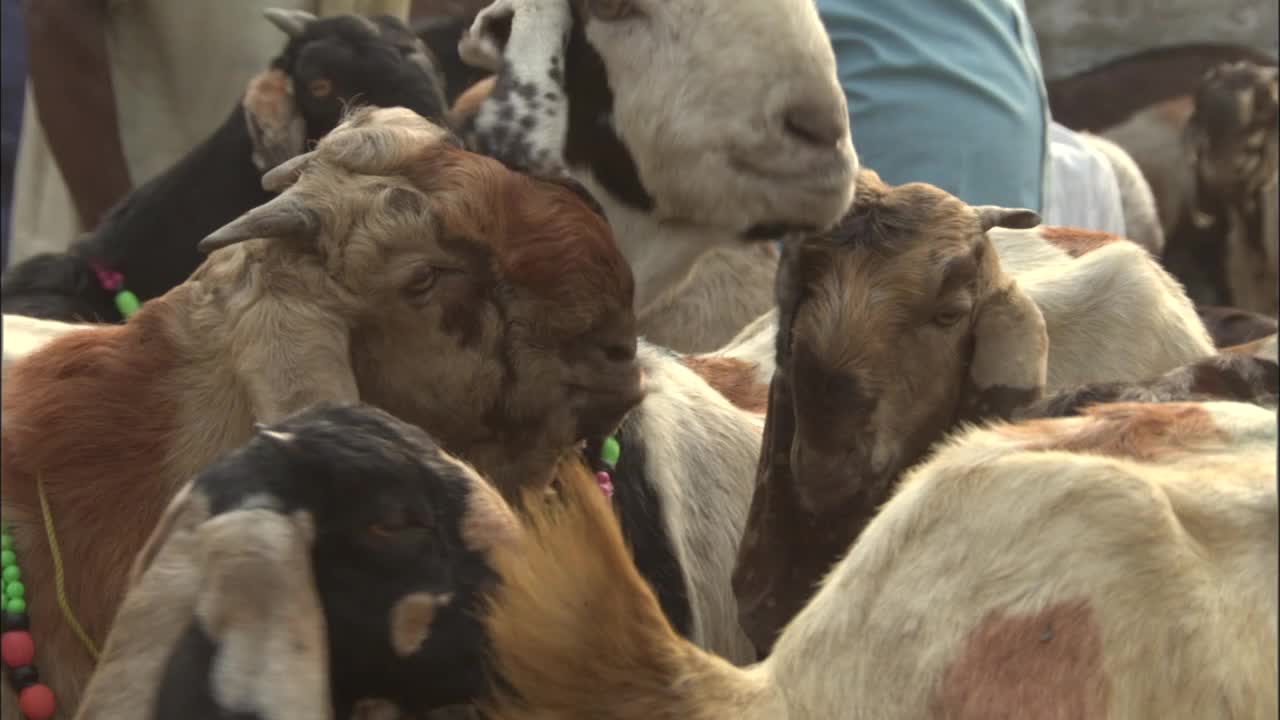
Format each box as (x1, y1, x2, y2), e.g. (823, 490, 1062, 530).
(462, 0, 859, 239)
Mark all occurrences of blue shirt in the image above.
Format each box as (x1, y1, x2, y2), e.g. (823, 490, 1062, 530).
(816, 0, 1049, 211)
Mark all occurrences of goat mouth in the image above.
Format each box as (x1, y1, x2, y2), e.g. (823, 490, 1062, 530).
(729, 150, 855, 187)
(569, 382, 645, 438)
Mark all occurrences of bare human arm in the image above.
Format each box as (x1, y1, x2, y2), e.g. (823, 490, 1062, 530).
(23, 0, 133, 231)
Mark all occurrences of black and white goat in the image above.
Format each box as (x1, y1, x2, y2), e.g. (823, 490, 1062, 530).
(0, 9, 448, 323)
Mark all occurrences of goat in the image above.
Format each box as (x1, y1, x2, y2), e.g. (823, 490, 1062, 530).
(1181, 61, 1279, 315)
(1047, 42, 1278, 133)
(0, 106, 640, 717)
(73, 403, 518, 719)
(454, 0, 857, 352)
(480, 399, 1278, 720)
(730, 171, 1216, 652)
(0, 9, 448, 324)
(1097, 60, 1278, 311)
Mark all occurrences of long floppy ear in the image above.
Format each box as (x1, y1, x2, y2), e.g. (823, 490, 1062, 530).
(458, 0, 516, 72)
(167, 510, 331, 719)
(959, 275, 1048, 422)
(243, 68, 308, 174)
(233, 293, 361, 424)
(128, 481, 207, 589)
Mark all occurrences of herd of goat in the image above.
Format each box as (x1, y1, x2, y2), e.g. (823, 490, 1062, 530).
(0, 3, 1276, 719)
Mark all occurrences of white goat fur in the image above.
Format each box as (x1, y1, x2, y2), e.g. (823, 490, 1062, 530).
(460, 0, 856, 350)
(628, 342, 764, 664)
(1079, 131, 1166, 255)
(486, 400, 1278, 719)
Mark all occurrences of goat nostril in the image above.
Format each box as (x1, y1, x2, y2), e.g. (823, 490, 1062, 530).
(602, 340, 636, 365)
(783, 103, 847, 149)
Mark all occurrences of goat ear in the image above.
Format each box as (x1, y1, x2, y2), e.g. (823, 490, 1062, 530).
(243, 69, 308, 175)
(190, 510, 331, 717)
(458, 0, 516, 72)
(975, 206, 1041, 232)
(198, 193, 320, 254)
(129, 481, 205, 588)
(263, 7, 317, 39)
(959, 277, 1047, 422)
(233, 290, 360, 423)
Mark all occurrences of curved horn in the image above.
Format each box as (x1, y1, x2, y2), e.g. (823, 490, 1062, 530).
(262, 150, 317, 193)
(263, 8, 317, 39)
(198, 194, 319, 254)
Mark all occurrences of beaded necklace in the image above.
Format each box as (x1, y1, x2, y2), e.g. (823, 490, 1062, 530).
(89, 261, 141, 319)
(1, 527, 56, 719)
(585, 434, 621, 498)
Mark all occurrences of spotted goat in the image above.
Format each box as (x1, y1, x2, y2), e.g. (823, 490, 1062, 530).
(452, 0, 858, 352)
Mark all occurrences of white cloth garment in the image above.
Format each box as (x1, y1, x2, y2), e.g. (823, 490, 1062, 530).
(1042, 120, 1127, 236)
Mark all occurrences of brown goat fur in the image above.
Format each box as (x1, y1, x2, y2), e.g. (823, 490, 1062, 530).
(734, 171, 1047, 653)
(1, 107, 641, 715)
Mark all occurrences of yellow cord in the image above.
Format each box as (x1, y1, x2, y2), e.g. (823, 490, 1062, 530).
(36, 475, 101, 662)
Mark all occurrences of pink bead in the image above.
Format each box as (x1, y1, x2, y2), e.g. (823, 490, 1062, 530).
(1, 630, 34, 667)
(19, 683, 56, 719)
(594, 471, 614, 498)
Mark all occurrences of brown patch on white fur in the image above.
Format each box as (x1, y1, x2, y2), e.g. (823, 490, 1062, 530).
(936, 599, 1110, 719)
(390, 592, 455, 657)
(681, 356, 768, 414)
(243, 68, 307, 172)
(1037, 225, 1125, 257)
(997, 401, 1226, 460)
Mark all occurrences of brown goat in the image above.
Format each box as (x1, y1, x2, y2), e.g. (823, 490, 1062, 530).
(1, 106, 640, 716)
(732, 169, 1218, 654)
(732, 172, 1047, 653)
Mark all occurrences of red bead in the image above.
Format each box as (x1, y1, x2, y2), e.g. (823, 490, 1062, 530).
(1, 630, 34, 667)
(18, 683, 55, 719)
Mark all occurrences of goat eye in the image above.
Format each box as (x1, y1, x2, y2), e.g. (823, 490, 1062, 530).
(404, 268, 438, 298)
(587, 0, 639, 20)
(933, 307, 969, 327)
(308, 78, 333, 98)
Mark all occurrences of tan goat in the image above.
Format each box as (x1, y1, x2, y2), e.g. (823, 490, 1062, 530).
(482, 399, 1278, 720)
(1, 106, 640, 716)
(732, 171, 1218, 651)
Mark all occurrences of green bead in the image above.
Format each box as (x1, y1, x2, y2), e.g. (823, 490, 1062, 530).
(4, 581, 23, 599)
(6, 598, 25, 613)
(0, 550, 14, 568)
(601, 436, 621, 467)
(115, 289, 141, 318)
(0, 534, 11, 550)
(2, 566, 18, 583)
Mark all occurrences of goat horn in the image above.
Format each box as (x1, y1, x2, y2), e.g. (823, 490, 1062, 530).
(262, 151, 317, 193)
(198, 194, 319, 254)
(263, 8, 317, 39)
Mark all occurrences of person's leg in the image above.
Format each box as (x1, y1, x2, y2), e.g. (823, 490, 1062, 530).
(1, 0, 29, 268)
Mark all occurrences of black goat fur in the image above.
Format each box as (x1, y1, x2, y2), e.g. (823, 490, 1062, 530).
(1, 14, 448, 323)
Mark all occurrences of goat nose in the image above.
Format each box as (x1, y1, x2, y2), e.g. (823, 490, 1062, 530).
(782, 100, 848, 149)
(600, 337, 637, 365)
